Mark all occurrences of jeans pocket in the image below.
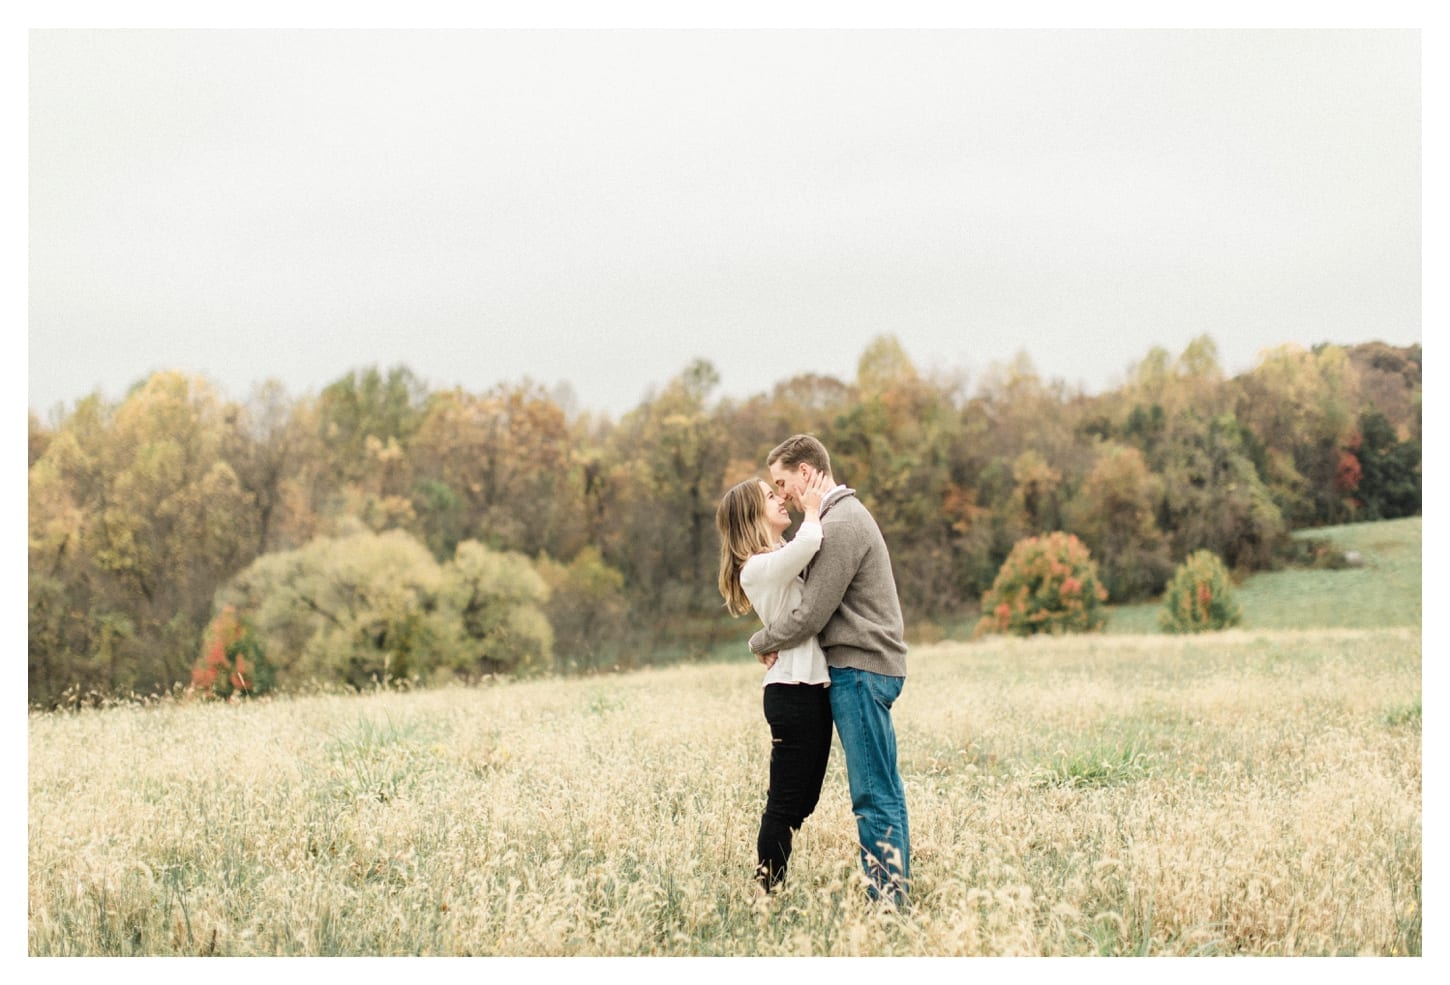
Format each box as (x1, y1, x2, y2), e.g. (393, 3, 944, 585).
(866, 671, 903, 709)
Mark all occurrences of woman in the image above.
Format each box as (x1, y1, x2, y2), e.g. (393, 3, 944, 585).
(715, 470, 834, 891)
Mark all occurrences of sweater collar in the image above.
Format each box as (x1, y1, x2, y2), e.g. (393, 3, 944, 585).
(819, 485, 855, 517)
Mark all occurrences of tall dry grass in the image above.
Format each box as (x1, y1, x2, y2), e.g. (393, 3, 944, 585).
(28, 627, 1420, 956)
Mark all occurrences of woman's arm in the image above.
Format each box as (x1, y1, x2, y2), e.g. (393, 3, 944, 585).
(739, 470, 831, 592)
(740, 521, 822, 590)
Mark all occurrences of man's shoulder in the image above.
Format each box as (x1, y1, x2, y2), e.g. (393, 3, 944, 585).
(822, 492, 876, 525)
(819, 498, 872, 552)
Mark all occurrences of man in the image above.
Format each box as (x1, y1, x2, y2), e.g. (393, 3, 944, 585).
(748, 434, 910, 904)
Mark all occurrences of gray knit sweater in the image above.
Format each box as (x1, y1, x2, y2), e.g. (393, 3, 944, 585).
(748, 488, 908, 678)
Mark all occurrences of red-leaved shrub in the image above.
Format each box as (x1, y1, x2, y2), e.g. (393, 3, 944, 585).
(975, 532, 1109, 637)
(192, 605, 274, 699)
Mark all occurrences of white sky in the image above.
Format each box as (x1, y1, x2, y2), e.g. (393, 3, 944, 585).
(24, 19, 1426, 423)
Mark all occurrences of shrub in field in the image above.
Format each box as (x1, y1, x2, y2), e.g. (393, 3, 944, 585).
(1158, 550, 1242, 633)
(427, 540, 553, 679)
(975, 532, 1108, 637)
(223, 526, 442, 688)
(191, 605, 274, 698)
(220, 527, 553, 689)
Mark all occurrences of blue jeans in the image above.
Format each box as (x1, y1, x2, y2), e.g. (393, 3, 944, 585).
(828, 666, 909, 902)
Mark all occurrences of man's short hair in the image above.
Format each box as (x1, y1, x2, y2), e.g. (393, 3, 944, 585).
(767, 434, 832, 476)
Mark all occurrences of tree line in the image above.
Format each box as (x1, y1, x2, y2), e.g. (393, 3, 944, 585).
(28, 335, 1421, 707)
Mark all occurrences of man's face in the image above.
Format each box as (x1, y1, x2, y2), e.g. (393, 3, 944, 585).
(768, 460, 812, 511)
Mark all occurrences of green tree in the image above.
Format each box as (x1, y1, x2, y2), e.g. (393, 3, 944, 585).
(1156, 412, 1286, 571)
(1354, 410, 1421, 520)
(223, 526, 557, 689)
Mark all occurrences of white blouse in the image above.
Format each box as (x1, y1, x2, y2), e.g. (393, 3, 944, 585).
(739, 519, 831, 687)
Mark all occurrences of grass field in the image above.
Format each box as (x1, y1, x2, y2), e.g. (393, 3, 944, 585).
(27, 520, 1423, 957)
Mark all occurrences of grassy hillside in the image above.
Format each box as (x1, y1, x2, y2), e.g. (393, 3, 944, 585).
(1107, 516, 1422, 635)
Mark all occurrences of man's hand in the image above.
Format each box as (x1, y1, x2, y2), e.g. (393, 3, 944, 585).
(757, 650, 778, 669)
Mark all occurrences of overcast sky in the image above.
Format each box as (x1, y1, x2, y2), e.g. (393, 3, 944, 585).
(27, 27, 1422, 420)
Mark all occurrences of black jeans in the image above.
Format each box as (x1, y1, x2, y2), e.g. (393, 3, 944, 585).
(756, 682, 834, 890)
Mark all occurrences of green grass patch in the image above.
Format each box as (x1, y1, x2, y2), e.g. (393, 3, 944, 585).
(1107, 517, 1420, 634)
(1029, 739, 1154, 789)
(1383, 699, 1421, 729)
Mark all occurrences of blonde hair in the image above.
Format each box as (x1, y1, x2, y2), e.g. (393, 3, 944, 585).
(715, 478, 779, 617)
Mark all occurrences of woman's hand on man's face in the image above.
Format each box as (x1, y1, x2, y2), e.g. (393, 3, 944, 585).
(798, 470, 832, 513)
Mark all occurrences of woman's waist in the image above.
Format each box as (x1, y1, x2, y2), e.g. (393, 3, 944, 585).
(761, 637, 829, 685)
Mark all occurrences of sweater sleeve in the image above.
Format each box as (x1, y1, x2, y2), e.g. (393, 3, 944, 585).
(739, 521, 822, 595)
(748, 515, 863, 654)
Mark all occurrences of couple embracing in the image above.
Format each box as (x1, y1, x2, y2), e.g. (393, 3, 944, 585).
(715, 434, 910, 906)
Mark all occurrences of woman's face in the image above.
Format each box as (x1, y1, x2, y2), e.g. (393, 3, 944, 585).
(760, 481, 791, 537)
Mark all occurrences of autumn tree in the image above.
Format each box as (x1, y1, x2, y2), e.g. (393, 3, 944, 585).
(975, 531, 1109, 637)
(1347, 341, 1421, 442)
(536, 546, 630, 672)
(26, 334, 1422, 700)
(28, 373, 260, 705)
(191, 604, 275, 699)
(1159, 550, 1243, 634)
(1231, 344, 1362, 526)
(829, 336, 974, 617)
(1007, 450, 1064, 536)
(599, 359, 733, 614)
(218, 380, 319, 555)
(409, 381, 588, 561)
(29, 411, 52, 467)
(1117, 335, 1228, 422)
(953, 352, 1092, 600)
(1063, 443, 1173, 601)
(303, 364, 428, 535)
(316, 365, 428, 480)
